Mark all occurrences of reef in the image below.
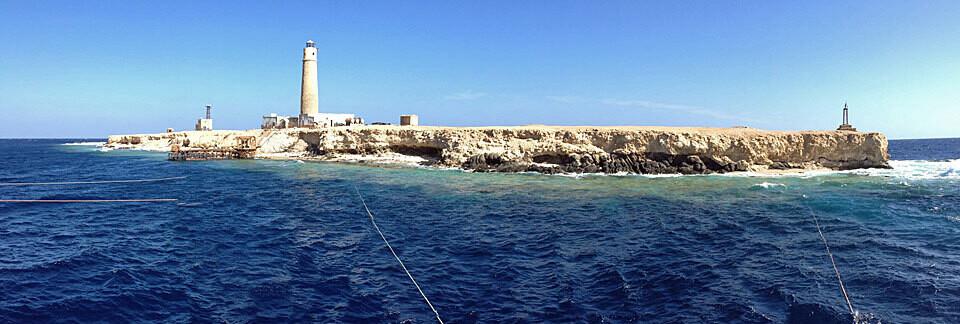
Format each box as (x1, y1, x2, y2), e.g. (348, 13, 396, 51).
(105, 126, 890, 174)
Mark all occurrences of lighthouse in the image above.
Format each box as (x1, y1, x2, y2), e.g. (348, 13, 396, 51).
(261, 40, 365, 129)
(300, 40, 319, 122)
(836, 102, 857, 131)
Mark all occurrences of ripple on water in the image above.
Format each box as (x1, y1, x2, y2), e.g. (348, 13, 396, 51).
(0, 140, 959, 322)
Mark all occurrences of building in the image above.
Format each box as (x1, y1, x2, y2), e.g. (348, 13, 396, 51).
(301, 113, 362, 127)
(261, 114, 302, 129)
(195, 104, 213, 131)
(262, 113, 364, 129)
(400, 114, 419, 126)
(261, 113, 293, 129)
(262, 40, 366, 129)
(300, 40, 319, 122)
(837, 102, 857, 131)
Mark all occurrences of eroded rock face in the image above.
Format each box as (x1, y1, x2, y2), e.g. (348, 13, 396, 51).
(106, 126, 890, 174)
(463, 152, 752, 174)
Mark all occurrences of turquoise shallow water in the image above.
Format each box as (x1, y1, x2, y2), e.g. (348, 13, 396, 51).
(1, 139, 959, 323)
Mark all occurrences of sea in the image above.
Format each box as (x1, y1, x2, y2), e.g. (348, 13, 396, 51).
(0, 138, 958, 323)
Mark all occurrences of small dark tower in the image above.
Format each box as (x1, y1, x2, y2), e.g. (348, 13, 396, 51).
(196, 104, 214, 131)
(837, 102, 857, 131)
(205, 104, 212, 119)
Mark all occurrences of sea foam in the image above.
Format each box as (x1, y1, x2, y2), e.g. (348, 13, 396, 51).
(844, 159, 960, 180)
(62, 141, 106, 146)
(752, 182, 786, 188)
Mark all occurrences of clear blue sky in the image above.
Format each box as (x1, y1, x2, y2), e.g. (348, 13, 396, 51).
(1, 1, 958, 139)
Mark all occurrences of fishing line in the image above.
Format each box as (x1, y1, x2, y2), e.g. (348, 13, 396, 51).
(0, 199, 178, 203)
(802, 200, 857, 319)
(354, 186, 444, 324)
(0, 176, 187, 186)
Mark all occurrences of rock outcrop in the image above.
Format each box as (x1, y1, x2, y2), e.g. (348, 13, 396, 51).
(106, 126, 890, 174)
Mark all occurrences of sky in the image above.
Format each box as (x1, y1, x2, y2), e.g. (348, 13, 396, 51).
(1, 1, 958, 139)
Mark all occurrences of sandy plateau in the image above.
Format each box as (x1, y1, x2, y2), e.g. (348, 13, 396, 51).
(106, 125, 890, 175)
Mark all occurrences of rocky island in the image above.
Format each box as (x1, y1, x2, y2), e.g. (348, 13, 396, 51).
(105, 126, 890, 175)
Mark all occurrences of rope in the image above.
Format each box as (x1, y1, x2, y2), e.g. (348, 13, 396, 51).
(0, 199, 178, 203)
(0, 176, 187, 186)
(354, 186, 444, 324)
(804, 204, 857, 318)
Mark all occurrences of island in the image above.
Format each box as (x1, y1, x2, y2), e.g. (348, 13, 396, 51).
(105, 125, 890, 175)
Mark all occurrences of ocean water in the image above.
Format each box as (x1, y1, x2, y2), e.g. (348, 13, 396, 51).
(1, 138, 959, 323)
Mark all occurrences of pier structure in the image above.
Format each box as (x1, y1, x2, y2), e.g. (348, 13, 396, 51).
(168, 136, 256, 161)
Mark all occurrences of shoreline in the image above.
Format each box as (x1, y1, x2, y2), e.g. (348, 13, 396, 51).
(103, 125, 891, 175)
(67, 140, 958, 180)
(91, 141, 875, 178)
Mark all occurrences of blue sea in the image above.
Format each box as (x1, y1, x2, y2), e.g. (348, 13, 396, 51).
(1, 138, 959, 323)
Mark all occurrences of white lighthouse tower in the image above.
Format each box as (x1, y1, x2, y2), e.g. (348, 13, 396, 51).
(261, 40, 363, 129)
(299, 40, 319, 125)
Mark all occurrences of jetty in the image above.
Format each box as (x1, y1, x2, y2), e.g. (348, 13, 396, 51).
(167, 136, 257, 161)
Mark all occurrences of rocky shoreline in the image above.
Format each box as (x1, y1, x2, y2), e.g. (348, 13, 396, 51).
(106, 126, 890, 175)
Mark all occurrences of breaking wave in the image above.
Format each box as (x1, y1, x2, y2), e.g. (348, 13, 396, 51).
(845, 159, 960, 180)
(712, 159, 960, 181)
(752, 182, 786, 188)
(61, 141, 105, 146)
(493, 159, 960, 181)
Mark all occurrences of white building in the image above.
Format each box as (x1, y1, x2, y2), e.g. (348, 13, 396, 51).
(400, 114, 419, 126)
(262, 113, 363, 129)
(261, 40, 366, 130)
(195, 105, 213, 131)
(303, 113, 362, 127)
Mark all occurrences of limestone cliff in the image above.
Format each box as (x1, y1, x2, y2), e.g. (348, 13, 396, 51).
(106, 126, 890, 174)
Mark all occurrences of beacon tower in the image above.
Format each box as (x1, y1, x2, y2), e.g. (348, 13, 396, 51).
(300, 40, 319, 120)
(195, 104, 213, 131)
(259, 40, 363, 129)
(837, 102, 857, 131)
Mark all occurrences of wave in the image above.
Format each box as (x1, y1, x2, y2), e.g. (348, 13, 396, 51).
(552, 171, 683, 179)
(528, 159, 960, 181)
(844, 159, 960, 180)
(62, 141, 106, 146)
(698, 159, 960, 181)
(752, 182, 786, 188)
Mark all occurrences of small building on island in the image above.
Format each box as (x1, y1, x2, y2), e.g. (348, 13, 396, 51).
(400, 114, 419, 126)
(195, 104, 213, 131)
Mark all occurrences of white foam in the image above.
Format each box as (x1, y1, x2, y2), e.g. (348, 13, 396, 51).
(324, 153, 432, 167)
(717, 171, 828, 178)
(550, 171, 684, 179)
(714, 159, 960, 181)
(843, 159, 960, 180)
(99, 143, 168, 152)
(62, 141, 106, 146)
(531, 162, 560, 168)
(752, 182, 786, 188)
(554, 159, 960, 181)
